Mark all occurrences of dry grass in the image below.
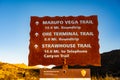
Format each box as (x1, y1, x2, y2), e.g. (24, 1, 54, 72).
(0, 62, 120, 80)
(91, 76, 120, 80)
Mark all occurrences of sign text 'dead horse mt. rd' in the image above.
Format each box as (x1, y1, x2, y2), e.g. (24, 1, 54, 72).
(29, 16, 101, 66)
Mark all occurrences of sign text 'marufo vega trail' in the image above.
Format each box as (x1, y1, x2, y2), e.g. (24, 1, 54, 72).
(29, 16, 101, 66)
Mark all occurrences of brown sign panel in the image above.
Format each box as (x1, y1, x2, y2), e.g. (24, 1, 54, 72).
(29, 16, 101, 66)
(40, 69, 90, 78)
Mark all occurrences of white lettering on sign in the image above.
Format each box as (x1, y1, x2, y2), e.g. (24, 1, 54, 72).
(67, 50, 88, 54)
(65, 20, 79, 24)
(61, 26, 81, 30)
(79, 20, 93, 24)
(42, 20, 93, 25)
(42, 32, 52, 36)
(29, 16, 100, 66)
(54, 32, 78, 36)
(44, 54, 59, 58)
(80, 32, 94, 36)
(43, 21, 64, 24)
(42, 44, 76, 48)
(77, 44, 92, 48)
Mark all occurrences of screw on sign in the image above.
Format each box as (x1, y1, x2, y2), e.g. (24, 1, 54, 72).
(29, 16, 101, 66)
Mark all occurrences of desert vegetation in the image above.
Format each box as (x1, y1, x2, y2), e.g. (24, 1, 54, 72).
(0, 62, 39, 80)
(0, 62, 120, 80)
(0, 49, 120, 80)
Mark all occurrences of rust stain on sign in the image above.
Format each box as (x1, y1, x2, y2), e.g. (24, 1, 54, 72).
(28, 16, 101, 66)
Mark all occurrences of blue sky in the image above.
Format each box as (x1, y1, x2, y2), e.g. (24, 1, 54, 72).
(0, 0, 120, 65)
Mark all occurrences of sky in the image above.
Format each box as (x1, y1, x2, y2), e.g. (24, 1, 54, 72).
(0, 0, 120, 65)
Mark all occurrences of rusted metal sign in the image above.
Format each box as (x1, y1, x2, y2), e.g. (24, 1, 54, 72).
(29, 16, 101, 66)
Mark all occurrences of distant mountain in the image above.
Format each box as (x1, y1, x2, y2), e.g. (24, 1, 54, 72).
(91, 49, 120, 77)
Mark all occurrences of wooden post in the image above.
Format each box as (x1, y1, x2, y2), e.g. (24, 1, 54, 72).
(62, 58, 68, 69)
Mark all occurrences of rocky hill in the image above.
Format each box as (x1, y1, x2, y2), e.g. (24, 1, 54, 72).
(0, 62, 39, 79)
(92, 49, 120, 77)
